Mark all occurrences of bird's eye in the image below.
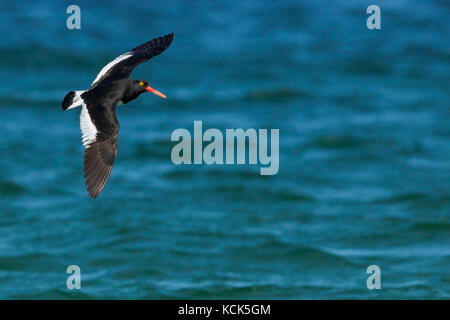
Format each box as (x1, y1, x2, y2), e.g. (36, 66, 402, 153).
(139, 82, 144, 86)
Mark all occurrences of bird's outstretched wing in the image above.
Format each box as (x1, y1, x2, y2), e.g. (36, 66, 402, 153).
(80, 102, 119, 199)
(90, 33, 174, 88)
(83, 134, 118, 199)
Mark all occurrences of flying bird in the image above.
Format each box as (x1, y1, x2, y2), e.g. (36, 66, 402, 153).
(62, 33, 174, 199)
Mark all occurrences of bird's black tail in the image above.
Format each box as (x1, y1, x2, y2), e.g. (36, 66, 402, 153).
(62, 90, 85, 110)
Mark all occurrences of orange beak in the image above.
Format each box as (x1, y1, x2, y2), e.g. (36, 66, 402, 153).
(145, 86, 166, 99)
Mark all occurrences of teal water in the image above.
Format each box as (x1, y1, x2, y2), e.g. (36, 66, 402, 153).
(0, 0, 449, 299)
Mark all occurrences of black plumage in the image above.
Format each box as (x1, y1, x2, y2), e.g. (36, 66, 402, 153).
(62, 33, 174, 198)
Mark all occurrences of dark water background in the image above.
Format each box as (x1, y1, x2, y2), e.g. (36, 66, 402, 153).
(0, 0, 448, 299)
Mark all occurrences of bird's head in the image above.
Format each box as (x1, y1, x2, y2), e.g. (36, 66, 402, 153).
(135, 80, 166, 99)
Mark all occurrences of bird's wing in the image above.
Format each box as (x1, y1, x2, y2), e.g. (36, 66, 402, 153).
(79, 102, 119, 199)
(90, 33, 174, 88)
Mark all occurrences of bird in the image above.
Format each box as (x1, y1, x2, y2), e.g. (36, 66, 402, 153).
(62, 33, 174, 199)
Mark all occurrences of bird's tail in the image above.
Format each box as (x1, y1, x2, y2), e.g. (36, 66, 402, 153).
(62, 90, 85, 110)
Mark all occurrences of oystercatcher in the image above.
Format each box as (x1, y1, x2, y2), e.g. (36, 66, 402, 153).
(62, 33, 174, 199)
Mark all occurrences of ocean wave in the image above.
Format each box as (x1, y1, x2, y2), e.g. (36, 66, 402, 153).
(242, 88, 311, 103)
(0, 95, 60, 108)
(408, 221, 450, 233)
(374, 192, 450, 207)
(0, 180, 26, 198)
(311, 136, 365, 150)
(229, 239, 353, 267)
(0, 46, 95, 71)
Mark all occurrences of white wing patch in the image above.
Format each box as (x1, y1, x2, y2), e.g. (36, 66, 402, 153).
(91, 52, 133, 87)
(80, 103, 98, 148)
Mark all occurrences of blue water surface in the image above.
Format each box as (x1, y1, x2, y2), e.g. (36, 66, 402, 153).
(0, 0, 448, 299)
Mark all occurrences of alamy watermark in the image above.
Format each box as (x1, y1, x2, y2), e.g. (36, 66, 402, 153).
(171, 121, 279, 175)
(66, 5, 81, 30)
(66, 265, 81, 290)
(366, 5, 381, 30)
(366, 265, 381, 289)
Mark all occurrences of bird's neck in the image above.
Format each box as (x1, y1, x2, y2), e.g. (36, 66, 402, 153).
(121, 81, 142, 104)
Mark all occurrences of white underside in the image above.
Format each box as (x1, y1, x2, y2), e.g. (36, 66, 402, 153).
(71, 51, 134, 147)
(79, 103, 98, 148)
